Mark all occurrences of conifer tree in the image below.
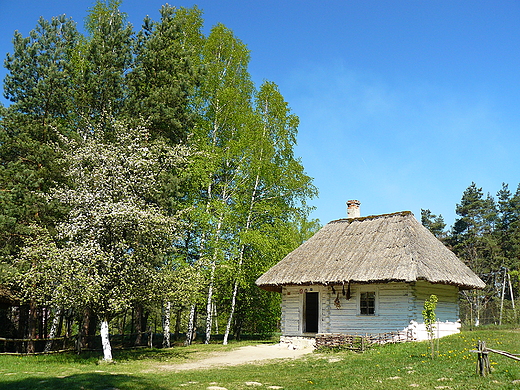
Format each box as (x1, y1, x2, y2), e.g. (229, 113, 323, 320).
(72, 0, 133, 136)
(421, 209, 446, 240)
(127, 5, 202, 143)
(450, 182, 498, 326)
(1, 15, 78, 351)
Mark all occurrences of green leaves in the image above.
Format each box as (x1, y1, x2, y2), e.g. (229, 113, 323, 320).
(1, 2, 318, 342)
(422, 294, 438, 359)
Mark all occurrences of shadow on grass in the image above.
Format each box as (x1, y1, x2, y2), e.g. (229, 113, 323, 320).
(112, 347, 196, 362)
(0, 372, 169, 390)
(27, 347, 197, 364)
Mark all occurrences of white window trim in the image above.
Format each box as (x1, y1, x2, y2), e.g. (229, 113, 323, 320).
(357, 286, 379, 316)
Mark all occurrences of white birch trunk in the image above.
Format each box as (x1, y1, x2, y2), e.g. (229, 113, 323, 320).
(223, 280, 239, 345)
(162, 301, 171, 348)
(101, 319, 112, 361)
(205, 261, 216, 344)
(44, 308, 61, 352)
(212, 302, 218, 334)
(185, 304, 196, 346)
(205, 215, 224, 344)
(508, 272, 516, 310)
(148, 325, 153, 348)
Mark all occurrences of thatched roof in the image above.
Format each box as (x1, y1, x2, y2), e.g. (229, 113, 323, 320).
(256, 211, 485, 292)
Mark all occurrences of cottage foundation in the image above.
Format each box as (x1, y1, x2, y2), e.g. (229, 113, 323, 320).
(279, 335, 315, 350)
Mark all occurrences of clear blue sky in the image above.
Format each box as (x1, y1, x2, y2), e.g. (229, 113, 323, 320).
(2, 0, 520, 228)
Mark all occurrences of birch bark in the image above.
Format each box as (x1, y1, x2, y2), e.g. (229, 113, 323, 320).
(162, 301, 171, 348)
(101, 318, 112, 361)
(185, 304, 196, 346)
(44, 308, 61, 352)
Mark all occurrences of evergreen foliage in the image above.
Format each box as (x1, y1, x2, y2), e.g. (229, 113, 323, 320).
(420, 209, 446, 240)
(425, 182, 520, 327)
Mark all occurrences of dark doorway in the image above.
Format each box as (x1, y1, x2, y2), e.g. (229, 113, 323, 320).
(305, 292, 319, 333)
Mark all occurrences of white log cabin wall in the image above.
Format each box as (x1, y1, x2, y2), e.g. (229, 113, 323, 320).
(281, 281, 462, 340)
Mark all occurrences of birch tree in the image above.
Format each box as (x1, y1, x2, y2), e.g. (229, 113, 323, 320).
(190, 23, 254, 343)
(222, 81, 317, 343)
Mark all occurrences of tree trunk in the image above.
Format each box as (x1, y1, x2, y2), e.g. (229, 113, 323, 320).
(134, 304, 144, 346)
(87, 311, 98, 348)
(44, 308, 62, 352)
(185, 304, 196, 346)
(57, 311, 64, 338)
(223, 171, 260, 345)
(223, 280, 239, 345)
(77, 307, 91, 353)
(100, 318, 112, 361)
(27, 300, 38, 353)
(120, 310, 127, 346)
(39, 307, 45, 342)
(204, 215, 225, 345)
(148, 325, 153, 348)
(174, 308, 182, 341)
(162, 301, 171, 348)
(205, 261, 216, 344)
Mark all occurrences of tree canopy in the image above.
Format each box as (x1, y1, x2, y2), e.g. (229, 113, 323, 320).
(0, 1, 318, 358)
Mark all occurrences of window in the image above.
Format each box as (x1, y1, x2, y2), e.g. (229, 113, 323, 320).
(360, 291, 375, 315)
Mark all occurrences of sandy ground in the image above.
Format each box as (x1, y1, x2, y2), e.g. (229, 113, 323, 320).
(158, 344, 314, 371)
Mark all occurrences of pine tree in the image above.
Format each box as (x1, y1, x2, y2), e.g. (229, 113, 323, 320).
(1, 15, 78, 352)
(450, 182, 498, 326)
(451, 182, 498, 277)
(421, 209, 446, 240)
(72, 0, 133, 137)
(127, 5, 202, 143)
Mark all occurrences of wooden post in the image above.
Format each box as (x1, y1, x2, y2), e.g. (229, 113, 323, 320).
(476, 340, 491, 376)
(500, 268, 507, 325)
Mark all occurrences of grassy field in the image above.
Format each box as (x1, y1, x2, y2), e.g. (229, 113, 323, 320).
(1, 329, 519, 389)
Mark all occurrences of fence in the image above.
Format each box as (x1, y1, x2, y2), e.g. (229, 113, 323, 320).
(0, 332, 165, 354)
(471, 340, 520, 376)
(315, 330, 414, 352)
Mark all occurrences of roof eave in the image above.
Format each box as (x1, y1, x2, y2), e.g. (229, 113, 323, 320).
(257, 278, 486, 291)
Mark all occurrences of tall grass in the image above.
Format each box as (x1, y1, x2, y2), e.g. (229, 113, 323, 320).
(0, 329, 519, 389)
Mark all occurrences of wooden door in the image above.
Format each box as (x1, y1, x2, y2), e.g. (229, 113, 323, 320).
(305, 292, 319, 333)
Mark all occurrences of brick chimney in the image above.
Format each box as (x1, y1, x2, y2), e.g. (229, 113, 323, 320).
(347, 200, 361, 218)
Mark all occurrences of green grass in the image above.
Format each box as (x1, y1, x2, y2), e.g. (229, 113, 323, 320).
(1, 330, 519, 389)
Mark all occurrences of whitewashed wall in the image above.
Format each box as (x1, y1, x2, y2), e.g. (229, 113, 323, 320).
(409, 281, 461, 340)
(280, 281, 461, 340)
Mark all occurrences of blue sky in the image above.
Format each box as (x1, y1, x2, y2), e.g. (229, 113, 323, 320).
(2, 0, 520, 228)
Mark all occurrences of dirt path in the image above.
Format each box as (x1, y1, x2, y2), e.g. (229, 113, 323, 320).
(158, 344, 314, 372)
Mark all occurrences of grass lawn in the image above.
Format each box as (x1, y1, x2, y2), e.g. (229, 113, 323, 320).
(1, 329, 519, 389)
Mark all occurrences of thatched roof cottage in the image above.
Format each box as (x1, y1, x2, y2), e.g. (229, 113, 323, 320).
(256, 201, 485, 344)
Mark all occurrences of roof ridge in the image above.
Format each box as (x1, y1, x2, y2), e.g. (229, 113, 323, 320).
(329, 210, 413, 224)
